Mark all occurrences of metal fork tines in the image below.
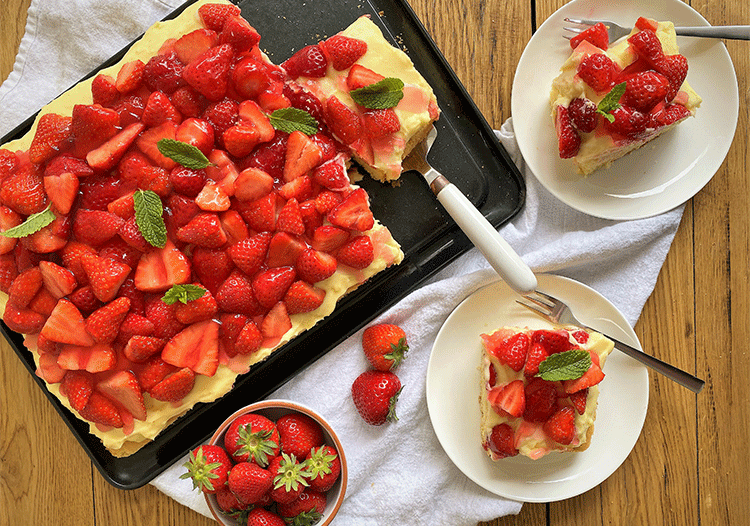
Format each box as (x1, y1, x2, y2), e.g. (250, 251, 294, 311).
(518, 290, 705, 393)
(563, 17, 750, 43)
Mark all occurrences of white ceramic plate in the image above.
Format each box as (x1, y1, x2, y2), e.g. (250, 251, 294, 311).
(511, 0, 739, 220)
(425, 274, 649, 502)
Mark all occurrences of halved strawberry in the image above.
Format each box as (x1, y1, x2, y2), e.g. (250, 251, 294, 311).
(523, 377, 557, 423)
(569, 388, 588, 415)
(233, 56, 272, 100)
(266, 232, 305, 269)
(321, 35, 367, 71)
(312, 155, 349, 190)
(96, 370, 147, 421)
(296, 247, 337, 283)
(43, 170, 78, 215)
(78, 391, 123, 428)
(279, 175, 314, 202)
(161, 319, 220, 377)
(28, 288, 57, 317)
(555, 105, 581, 159)
(73, 209, 124, 246)
(81, 253, 131, 302)
(41, 299, 94, 346)
(542, 406, 576, 445)
(311, 225, 349, 253)
(148, 367, 196, 402)
(215, 270, 262, 315)
(485, 331, 530, 372)
(0, 165, 48, 216)
(115, 59, 146, 94)
(223, 123, 261, 158)
(219, 15, 261, 52)
(486, 423, 518, 459)
(91, 74, 119, 106)
(136, 121, 179, 170)
(110, 95, 145, 128)
(123, 335, 166, 363)
(60, 370, 94, 412)
(487, 379, 525, 417)
(281, 44, 328, 79)
(336, 235, 374, 269)
(183, 43, 234, 101)
(237, 192, 280, 232)
(260, 301, 292, 346)
(233, 319, 262, 355)
(191, 246, 234, 294)
(0, 206, 21, 254)
(175, 117, 215, 155)
(195, 182, 231, 212)
(117, 312, 156, 343)
(327, 188, 374, 232)
(325, 96, 361, 144)
(562, 362, 605, 393)
(233, 167, 274, 202)
(71, 103, 120, 158)
(362, 109, 400, 139)
(276, 198, 305, 236)
(569, 22, 609, 50)
(197, 2, 241, 32)
(284, 281, 325, 314)
(38, 261, 77, 300)
(29, 113, 73, 165)
(86, 122, 145, 171)
(134, 241, 191, 292)
(253, 267, 296, 310)
(176, 212, 228, 248)
(84, 296, 130, 344)
(143, 51, 186, 93)
(174, 28, 219, 65)
(227, 232, 273, 276)
(237, 100, 275, 143)
(346, 64, 384, 90)
(524, 341, 550, 377)
(283, 130, 323, 182)
(174, 286, 219, 324)
(168, 167, 206, 199)
(2, 304, 45, 334)
(142, 91, 182, 127)
(144, 297, 185, 340)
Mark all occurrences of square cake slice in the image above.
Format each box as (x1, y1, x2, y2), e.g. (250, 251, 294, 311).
(480, 326, 613, 460)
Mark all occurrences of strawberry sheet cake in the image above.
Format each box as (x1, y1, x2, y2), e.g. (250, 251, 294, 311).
(0, 0, 438, 456)
(480, 326, 613, 460)
(550, 17, 701, 175)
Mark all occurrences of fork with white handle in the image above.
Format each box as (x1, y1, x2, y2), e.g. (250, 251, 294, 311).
(563, 17, 750, 42)
(518, 289, 705, 393)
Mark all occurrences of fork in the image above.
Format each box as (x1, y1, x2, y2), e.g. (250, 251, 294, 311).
(518, 289, 705, 393)
(563, 17, 750, 43)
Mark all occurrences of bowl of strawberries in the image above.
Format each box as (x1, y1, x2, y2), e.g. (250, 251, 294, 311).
(182, 399, 346, 526)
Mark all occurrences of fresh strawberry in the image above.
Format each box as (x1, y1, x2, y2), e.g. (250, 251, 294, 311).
(224, 412, 281, 465)
(362, 108, 400, 139)
(622, 70, 670, 112)
(296, 248, 337, 284)
(246, 508, 285, 526)
(28, 113, 72, 164)
(530, 329, 572, 355)
(577, 52, 617, 93)
(197, 2, 241, 31)
(78, 175, 123, 211)
(569, 388, 588, 414)
(252, 266, 296, 309)
(346, 64, 384, 90)
(91, 74, 119, 106)
(305, 445, 340, 493)
(260, 301, 292, 345)
(563, 361, 605, 393)
(0, 165, 48, 215)
(71, 104, 120, 157)
(86, 122, 145, 171)
(183, 43, 234, 101)
(134, 241, 191, 293)
(2, 304, 45, 334)
(524, 341, 549, 377)
(123, 335, 166, 362)
(136, 121, 179, 170)
(41, 298, 94, 346)
(0, 253, 19, 294)
(174, 286, 219, 324)
(142, 91, 182, 127)
(216, 270, 262, 315)
(117, 312, 156, 344)
(175, 117, 214, 155)
(237, 99, 275, 142)
(149, 366, 195, 402)
(283, 281, 325, 314)
(266, 232, 305, 268)
(485, 331, 529, 372)
(84, 296, 130, 343)
(60, 370, 94, 412)
(234, 167, 274, 202)
(36, 261, 75, 300)
(275, 198, 305, 236)
(277, 489, 327, 523)
(281, 130, 322, 182)
(627, 28, 665, 66)
(176, 212, 228, 248)
(649, 102, 691, 127)
(110, 95, 146, 128)
(237, 192, 281, 232)
(43, 170, 78, 215)
(73, 209, 124, 246)
(219, 15, 261, 52)
(310, 225, 347, 253)
(543, 406, 576, 445)
(486, 423, 518, 459)
(336, 234, 374, 269)
(201, 98, 239, 141)
(227, 462, 274, 505)
(7, 267, 43, 309)
(282, 44, 328, 79)
(115, 59, 146, 94)
(569, 22, 609, 50)
(567, 97, 598, 133)
(487, 379, 525, 417)
(279, 175, 314, 203)
(603, 105, 648, 139)
(246, 132, 288, 179)
(81, 253, 130, 302)
(311, 155, 349, 190)
(325, 95, 362, 144)
(268, 453, 308, 504)
(226, 232, 270, 275)
(161, 319, 220, 376)
(96, 370, 147, 421)
(299, 200, 323, 238)
(28, 287, 58, 317)
(361, 323, 408, 371)
(321, 35, 367, 71)
(523, 377, 558, 423)
(137, 356, 175, 391)
(555, 105, 581, 159)
(351, 369, 402, 426)
(222, 123, 260, 158)
(182, 444, 233, 494)
(143, 51, 186, 93)
(276, 412, 324, 459)
(654, 53, 688, 101)
(171, 86, 208, 118)
(326, 188, 374, 232)
(78, 391, 123, 428)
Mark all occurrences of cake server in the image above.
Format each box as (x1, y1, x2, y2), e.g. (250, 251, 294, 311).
(402, 125, 537, 293)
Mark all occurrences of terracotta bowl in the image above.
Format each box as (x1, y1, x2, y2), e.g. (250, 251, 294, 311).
(204, 399, 347, 525)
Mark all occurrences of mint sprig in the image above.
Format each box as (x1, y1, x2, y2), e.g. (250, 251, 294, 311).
(350, 77, 404, 109)
(269, 108, 318, 135)
(133, 189, 167, 248)
(157, 138, 212, 170)
(162, 284, 207, 305)
(596, 82, 626, 123)
(536, 349, 592, 382)
(0, 206, 55, 238)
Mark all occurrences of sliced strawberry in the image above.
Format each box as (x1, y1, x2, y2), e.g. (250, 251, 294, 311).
(174, 286, 219, 324)
(523, 377, 558, 423)
(84, 296, 130, 344)
(78, 391, 123, 428)
(233, 56, 272, 100)
(175, 117, 215, 155)
(136, 121, 179, 170)
(78, 175, 123, 211)
(297, 247, 337, 283)
(29, 113, 72, 165)
(487, 379, 525, 417)
(654, 53, 688, 102)
(569, 22, 609, 50)
(81, 253, 131, 302)
(148, 367, 196, 402)
(299, 200, 323, 238)
(281, 44, 328, 79)
(162, 319, 220, 377)
(569, 388, 588, 415)
(563, 362, 605, 393)
(115, 59, 146, 94)
(603, 105, 648, 139)
(60, 370, 94, 412)
(2, 304, 45, 334)
(543, 406, 576, 445)
(183, 43, 234, 101)
(97, 370, 147, 421)
(524, 341, 549, 377)
(70, 103, 120, 158)
(219, 15, 261, 52)
(195, 182, 231, 212)
(123, 335, 166, 363)
(326, 187, 374, 232)
(237, 99, 275, 142)
(216, 270, 262, 315)
(43, 170, 78, 215)
(197, 2, 241, 31)
(325, 96, 362, 145)
(117, 312, 156, 344)
(44, 153, 93, 179)
(174, 29, 219, 65)
(206, 149, 240, 195)
(0, 165, 48, 215)
(311, 225, 349, 253)
(38, 261, 77, 299)
(28, 288, 57, 316)
(530, 329, 572, 354)
(91, 74, 119, 105)
(142, 91, 182, 127)
(234, 167, 274, 202)
(143, 51, 186, 93)
(0, 206, 21, 255)
(73, 209, 124, 246)
(279, 175, 314, 202)
(201, 99, 239, 143)
(39, 298, 93, 346)
(260, 301, 292, 346)
(649, 101, 691, 127)
(486, 423, 518, 459)
(137, 356, 176, 391)
(86, 122, 145, 171)
(336, 234, 374, 269)
(284, 281, 326, 314)
(134, 241, 191, 292)
(283, 130, 323, 182)
(346, 64, 384, 90)
(321, 35, 367, 71)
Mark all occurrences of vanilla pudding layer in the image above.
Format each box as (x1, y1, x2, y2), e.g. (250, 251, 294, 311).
(0, 0, 405, 457)
(549, 21, 702, 175)
(479, 326, 614, 460)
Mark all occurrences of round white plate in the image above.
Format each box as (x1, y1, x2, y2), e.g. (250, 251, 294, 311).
(511, 0, 739, 220)
(425, 274, 649, 502)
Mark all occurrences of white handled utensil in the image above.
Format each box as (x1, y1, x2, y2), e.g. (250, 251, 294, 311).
(403, 125, 537, 293)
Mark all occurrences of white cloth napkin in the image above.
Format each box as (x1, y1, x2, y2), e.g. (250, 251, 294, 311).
(2, 1, 685, 524)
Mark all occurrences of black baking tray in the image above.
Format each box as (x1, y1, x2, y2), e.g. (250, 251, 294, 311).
(0, 0, 525, 488)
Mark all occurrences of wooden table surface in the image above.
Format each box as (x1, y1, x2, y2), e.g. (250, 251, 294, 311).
(1, 0, 747, 524)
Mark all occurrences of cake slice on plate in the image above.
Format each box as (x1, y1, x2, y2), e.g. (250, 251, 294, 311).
(550, 17, 702, 175)
(479, 326, 613, 460)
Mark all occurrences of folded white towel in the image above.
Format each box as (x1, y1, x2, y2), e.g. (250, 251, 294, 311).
(1, 1, 684, 524)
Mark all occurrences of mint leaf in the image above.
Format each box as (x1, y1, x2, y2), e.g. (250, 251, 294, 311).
(133, 189, 167, 248)
(596, 82, 626, 123)
(0, 206, 55, 238)
(162, 284, 207, 305)
(350, 77, 405, 109)
(269, 108, 318, 135)
(157, 138, 212, 170)
(536, 349, 592, 382)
